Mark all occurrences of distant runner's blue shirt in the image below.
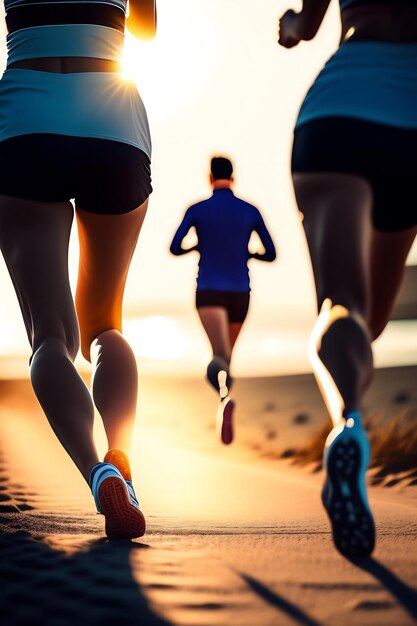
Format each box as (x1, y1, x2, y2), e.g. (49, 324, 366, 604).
(170, 188, 276, 292)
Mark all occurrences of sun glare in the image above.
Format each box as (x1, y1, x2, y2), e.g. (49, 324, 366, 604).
(121, 3, 218, 123)
(124, 316, 188, 360)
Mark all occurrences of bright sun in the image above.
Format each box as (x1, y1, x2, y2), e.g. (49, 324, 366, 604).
(121, 1, 218, 124)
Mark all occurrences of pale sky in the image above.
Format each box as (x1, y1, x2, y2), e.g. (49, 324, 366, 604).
(0, 0, 416, 375)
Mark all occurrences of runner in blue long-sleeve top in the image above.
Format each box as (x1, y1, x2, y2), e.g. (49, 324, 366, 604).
(170, 156, 276, 444)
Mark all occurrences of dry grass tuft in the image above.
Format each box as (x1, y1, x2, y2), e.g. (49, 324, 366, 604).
(368, 409, 417, 486)
(288, 409, 417, 487)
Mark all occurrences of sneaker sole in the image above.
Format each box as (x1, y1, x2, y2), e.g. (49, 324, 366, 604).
(99, 477, 146, 540)
(217, 399, 234, 445)
(324, 437, 375, 558)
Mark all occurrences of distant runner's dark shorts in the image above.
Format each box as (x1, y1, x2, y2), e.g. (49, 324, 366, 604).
(292, 117, 417, 232)
(196, 290, 250, 323)
(0, 134, 152, 215)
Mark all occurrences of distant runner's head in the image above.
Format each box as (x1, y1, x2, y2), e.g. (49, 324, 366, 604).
(210, 156, 234, 189)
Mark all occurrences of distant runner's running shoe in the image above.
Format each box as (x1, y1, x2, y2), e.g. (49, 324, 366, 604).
(206, 357, 233, 398)
(322, 412, 375, 558)
(217, 397, 235, 445)
(90, 457, 145, 540)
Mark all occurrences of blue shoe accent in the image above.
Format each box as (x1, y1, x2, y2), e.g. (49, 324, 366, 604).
(322, 412, 375, 558)
(89, 462, 125, 514)
(125, 480, 140, 510)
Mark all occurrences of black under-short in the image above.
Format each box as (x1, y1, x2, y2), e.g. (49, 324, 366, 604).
(196, 290, 250, 324)
(292, 117, 417, 232)
(0, 134, 152, 214)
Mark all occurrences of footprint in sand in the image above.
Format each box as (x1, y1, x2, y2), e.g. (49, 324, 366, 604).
(348, 599, 396, 611)
(265, 430, 278, 441)
(293, 413, 311, 425)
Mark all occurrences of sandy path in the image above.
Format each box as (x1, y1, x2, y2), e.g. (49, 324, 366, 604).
(0, 426, 417, 626)
(1, 404, 417, 626)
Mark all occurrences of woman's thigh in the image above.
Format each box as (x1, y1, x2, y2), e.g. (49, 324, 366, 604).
(0, 195, 78, 356)
(75, 199, 148, 361)
(292, 172, 373, 316)
(292, 118, 417, 233)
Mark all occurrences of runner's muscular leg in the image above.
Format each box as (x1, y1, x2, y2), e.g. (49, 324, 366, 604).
(197, 306, 232, 364)
(76, 200, 148, 452)
(293, 173, 373, 425)
(0, 195, 98, 481)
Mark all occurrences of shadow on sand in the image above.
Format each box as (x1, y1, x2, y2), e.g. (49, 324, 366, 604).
(239, 572, 323, 626)
(0, 530, 172, 626)
(349, 557, 417, 621)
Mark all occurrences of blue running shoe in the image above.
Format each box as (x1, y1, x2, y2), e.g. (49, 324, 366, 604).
(89, 461, 146, 540)
(322, 412, 375, 558)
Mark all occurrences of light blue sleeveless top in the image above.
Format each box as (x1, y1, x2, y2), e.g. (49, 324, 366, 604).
(296, 0, 417, 131)
(5, 0, 126, 64)
(0, 0, 152, 157)
(296, 43, 417, 130)
(7, 24, 124, 63)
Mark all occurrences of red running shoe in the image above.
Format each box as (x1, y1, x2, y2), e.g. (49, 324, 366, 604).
(217, 398, 235, 445)
(90, 450, 146, 540)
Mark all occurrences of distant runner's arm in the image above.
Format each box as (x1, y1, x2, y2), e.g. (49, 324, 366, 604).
(169, 209, 199, 256)
(126, 0, 157, 40)
(250, 213, 277, 262)
(278, 0, 331, 48)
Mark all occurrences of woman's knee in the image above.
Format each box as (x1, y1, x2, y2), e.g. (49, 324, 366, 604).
(76, 289, 123, 363)
(65, 327, 80, 361)
(78, 320, 121, 362)
(89, 328, 136, 367)
(32, 322, 80, 363)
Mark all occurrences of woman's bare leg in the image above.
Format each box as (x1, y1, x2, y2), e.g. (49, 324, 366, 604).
(0, 196, 98, 482)
(90, 330, 138, 452)
(293, 173, 374, 425)
(75, 200, 148, 454)
(369, 226, 417, 340)
(293, 173, 377, 557)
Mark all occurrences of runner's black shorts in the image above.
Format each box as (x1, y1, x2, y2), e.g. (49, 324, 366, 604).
(292, 117, 417, 232)
(196, 290, 250, 324)
(0, 134, 152, 214)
